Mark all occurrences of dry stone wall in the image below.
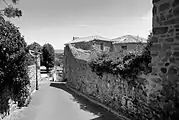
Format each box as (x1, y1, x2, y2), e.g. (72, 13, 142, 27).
(64, 45, 156, 119)
(28, 64, 41, 93)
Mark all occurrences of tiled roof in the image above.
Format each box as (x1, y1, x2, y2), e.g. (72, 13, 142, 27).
(65, 36, 111, 44)
(112, 35, 147, 44)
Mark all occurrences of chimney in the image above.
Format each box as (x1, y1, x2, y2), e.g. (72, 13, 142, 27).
(73, 37, 79, 40)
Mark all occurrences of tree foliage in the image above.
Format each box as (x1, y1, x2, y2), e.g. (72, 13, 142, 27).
(88, 41, 152, 80)
(27, 42, 42, 65)
(54, 53, 63, 66)
(27, 42, 42, 53)
(0, 0, 22, 18)
(42, 43, 55, 72)
(0, 15, 29, 115)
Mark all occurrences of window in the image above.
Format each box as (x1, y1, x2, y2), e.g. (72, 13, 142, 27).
(121, 45, 127, 50)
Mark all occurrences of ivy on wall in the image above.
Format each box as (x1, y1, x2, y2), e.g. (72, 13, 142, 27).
(88, 40, 152, 85)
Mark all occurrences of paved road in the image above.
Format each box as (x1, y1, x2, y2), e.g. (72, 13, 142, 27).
(8, 81, 121, 120)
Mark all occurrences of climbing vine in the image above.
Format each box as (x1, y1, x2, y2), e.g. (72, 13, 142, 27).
(88, 40, 152, 85)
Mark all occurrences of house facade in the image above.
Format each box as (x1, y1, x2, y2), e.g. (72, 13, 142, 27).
(65, 36, 113, 53)
(112, 35, 147, 52)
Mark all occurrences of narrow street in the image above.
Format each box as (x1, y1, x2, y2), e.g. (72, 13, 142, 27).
(7, 80, 121, 120)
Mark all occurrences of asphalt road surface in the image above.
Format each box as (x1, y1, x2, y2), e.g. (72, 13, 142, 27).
(8, 81, 122, 120)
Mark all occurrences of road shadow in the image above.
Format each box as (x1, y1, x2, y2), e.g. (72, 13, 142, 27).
(50, 82, 121, 120)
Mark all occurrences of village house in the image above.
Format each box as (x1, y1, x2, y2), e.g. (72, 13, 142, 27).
(65, 36, 113, 53)
(112, 35, 147, 52)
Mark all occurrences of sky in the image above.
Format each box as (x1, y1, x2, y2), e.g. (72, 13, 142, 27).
(1, 0, 153, 49)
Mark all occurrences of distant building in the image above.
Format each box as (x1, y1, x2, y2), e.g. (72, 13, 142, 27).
(112, 35, 147, 52)
(65, 36, 113, 52)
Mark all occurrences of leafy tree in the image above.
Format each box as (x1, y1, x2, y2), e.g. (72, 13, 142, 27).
(27, 42, 42, 53)
(27, 42, 43, 65)
(0, 0, 22, 18)
(55, 53, 64, 66)
(42, 43, 55, 72)
(0, 18, 30, 114)
(0, 0, 30, 115)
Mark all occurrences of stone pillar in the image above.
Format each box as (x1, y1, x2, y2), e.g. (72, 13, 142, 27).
(152, 0, 179, 78)
(151, 0, 179, 118)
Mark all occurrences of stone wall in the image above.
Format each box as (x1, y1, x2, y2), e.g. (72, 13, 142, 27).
(0, 63, 41, 119)
(28, 64, 41, 93)
(64, 45, 157, 119)
(151, 0, 179, 119)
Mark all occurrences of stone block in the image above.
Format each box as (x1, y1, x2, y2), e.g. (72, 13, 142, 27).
(151, 36, 159, 43)
(149, 63, 157, 67)
(172, 0, 179, 7)
(151, 66, 160, 75)
(153, 27, 168, 35)
(173, 6, 179, 16)
(164, 37, 174, 42)
(175, 24, 179, 28)
(169, 55, 175, 63)
(164, 17, 179, 26)
(159, 51, 167, 59)
(159, 13, 166, 21)
(168, 66, 178, 79)
(151, 51, 158, 56)
(161, 56, 168, 62)
(158, 61, 165, 66)
(168, 28, 174, 33)
(162, 43, 171, 50)
(153, 5, 157, 15)
(159, 2, 171, 12)
(166, 49, 172, 56)
(172, 46, 179, 50)
(153, 0, 161, 4)
(173, 51, 179, 57)
(164, 18, 175, 25)
(151, 43, 161, 51)
(166, 13, 174, 20)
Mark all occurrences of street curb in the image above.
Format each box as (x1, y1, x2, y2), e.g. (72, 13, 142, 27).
(66, 84, 130, 120)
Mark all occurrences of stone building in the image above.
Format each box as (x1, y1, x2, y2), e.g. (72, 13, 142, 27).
(112, 35, 147, 52)
(65, 36, 113, 52)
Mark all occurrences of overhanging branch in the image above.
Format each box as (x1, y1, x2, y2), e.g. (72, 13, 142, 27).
(2, 0, 9, 6)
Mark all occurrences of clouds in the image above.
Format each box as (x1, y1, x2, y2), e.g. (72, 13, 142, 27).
(9, 0, 153, 49)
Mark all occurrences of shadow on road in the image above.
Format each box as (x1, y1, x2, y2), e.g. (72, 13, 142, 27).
(50, 82, 121, 120)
